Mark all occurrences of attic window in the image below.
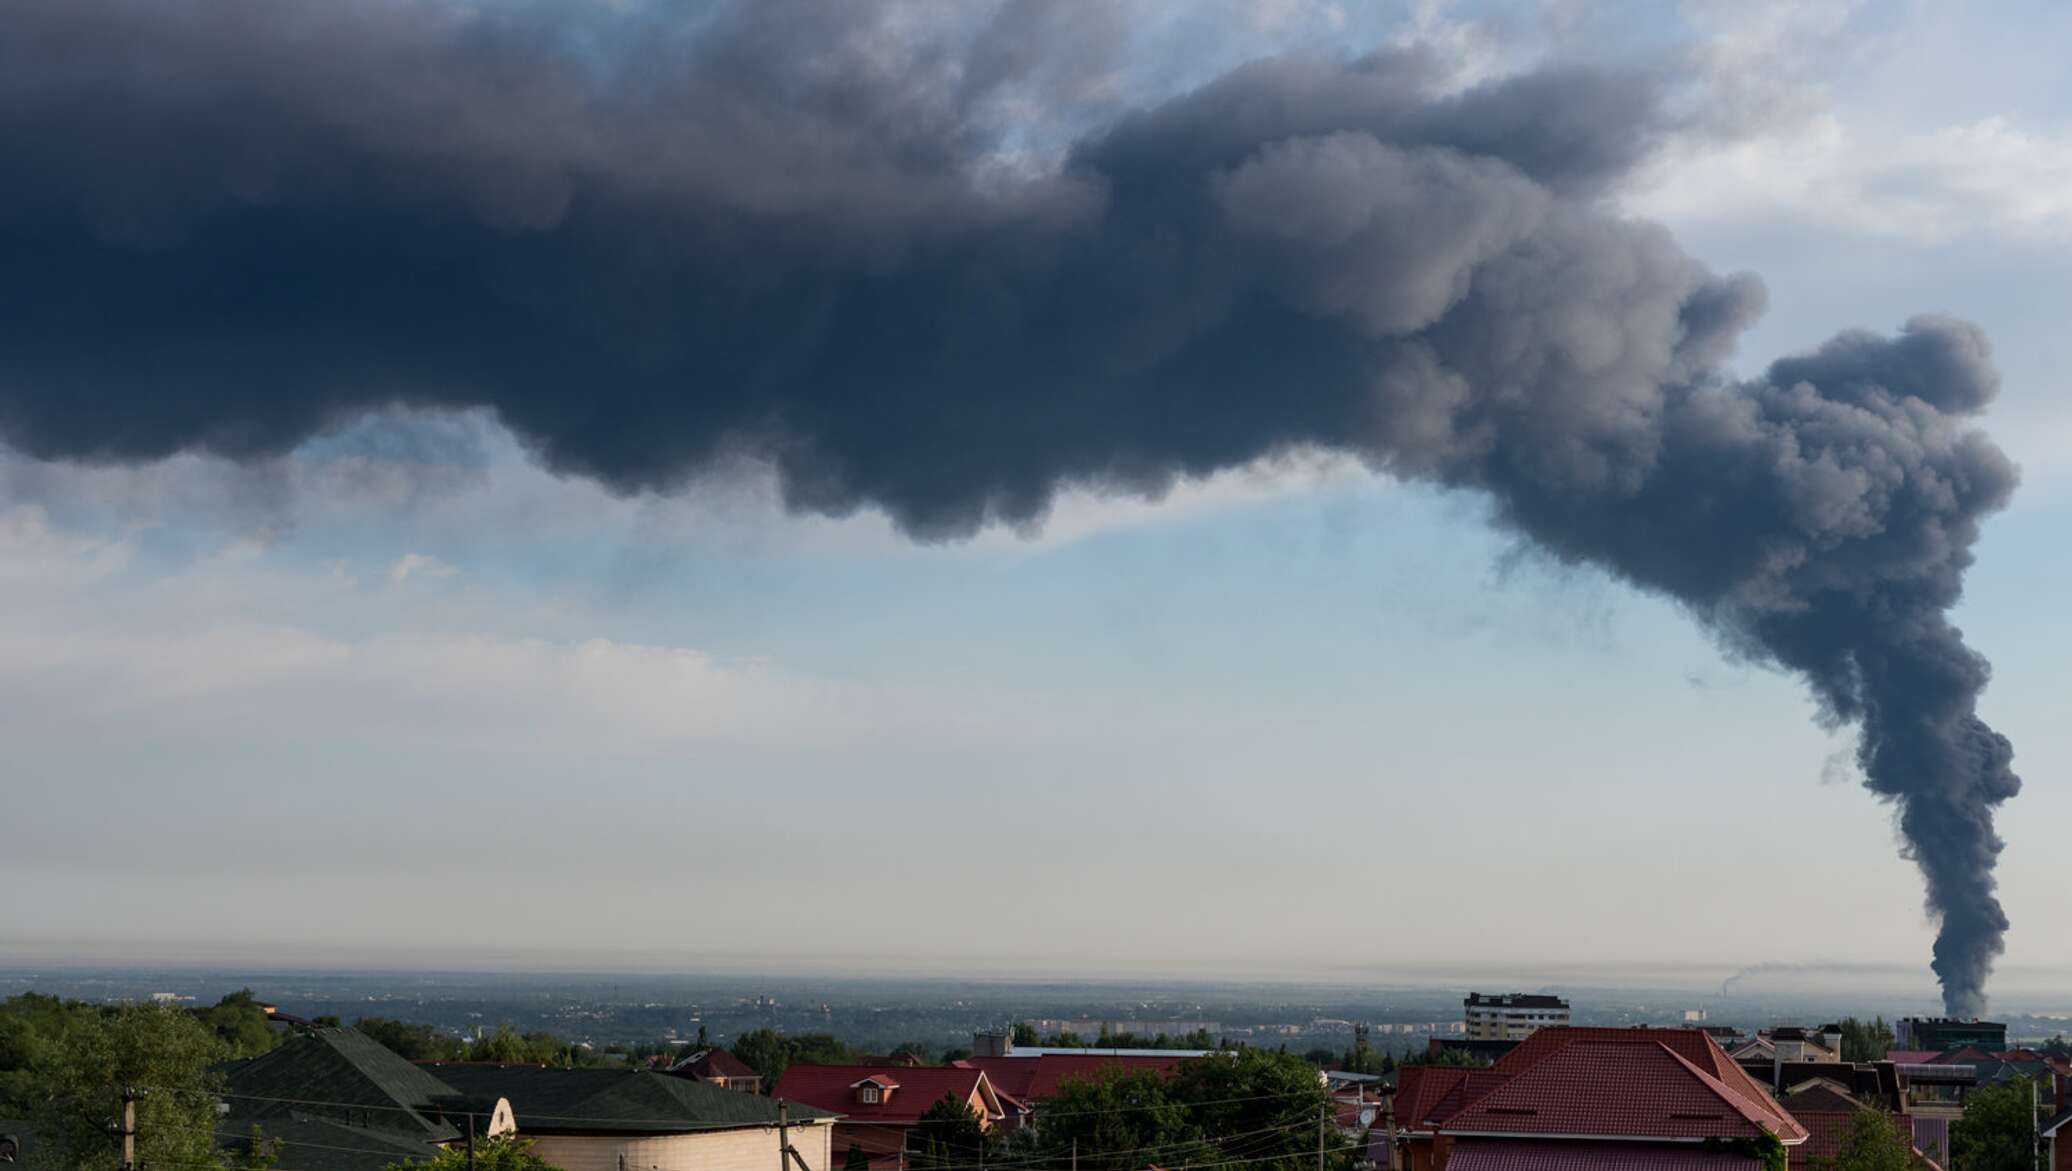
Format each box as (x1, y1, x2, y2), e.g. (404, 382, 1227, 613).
(859, 1086, 881, 1104)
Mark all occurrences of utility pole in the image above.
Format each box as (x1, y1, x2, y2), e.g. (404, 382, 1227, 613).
(116, 1086, 139, 1171)
(776, 1100, 813, 1171)
(1317, 1101, 1327, 1171)
(1382, 1088, 1397, 1171)
(1070, 1138, 1076, 1171)
(466, 1112, 477, 1171)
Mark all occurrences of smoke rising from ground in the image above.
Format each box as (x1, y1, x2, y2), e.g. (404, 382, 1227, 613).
(0, 0, 2021, 1012)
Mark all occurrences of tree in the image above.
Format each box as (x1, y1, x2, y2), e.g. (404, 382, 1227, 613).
(844, 1142, 872, 1171)
(32, 1002, 228, 1171)
(195, 989, 278, 1059)
(1167, 1048, 1335, 1171)
(1837, 1018, 1895, 1064)
(913, 1094, 991, 1171)
(1810, 1109, 1923, 1171)
(1948, 1076, 2041, 1171)
(1011, 1022, 1039, 1048)
(356, 1017, 465, 1062)
(387, 1134, 563, 1171)
(228, 1123, 285, 1171)
(1019, 1067, 1207, 1171)
(728, 1030, 856, 1083)
(463, 1025, 602, 1068)
(731, 1028, 792, 1082)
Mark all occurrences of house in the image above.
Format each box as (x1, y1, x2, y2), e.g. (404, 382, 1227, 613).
(667, 1048, 763, 1094)
(962, 1051, 1192, 1107)
(771, 1064, 1006, 1166)
(1381, 1027, 1809, 1171)
(2042, 1101, 2072, 1171)
(220, 1028, 515, 1171)
(424, 1063, 832, 1171)
(1769, 1027, 1843, 1064)
(214, 1027, 830, 1171)
(1778, 1080, 1937, 1170)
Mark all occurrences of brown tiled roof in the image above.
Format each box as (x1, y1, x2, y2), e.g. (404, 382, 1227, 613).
(1446, 1140, 1765, 1170)
(674, 1048, 758, 1080)
(772, 1065, 999, 1125)
(1493, 1027, 1804, 1140)
(1777, 1084, 1919, 1171)
(964, 1054, 1190, 1102)
(1446, 1040, 1788, 1141)
(1389, 1067, 1508, 1132)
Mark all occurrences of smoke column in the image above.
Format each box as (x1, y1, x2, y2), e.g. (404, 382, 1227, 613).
(0, 0, 2021, 1012)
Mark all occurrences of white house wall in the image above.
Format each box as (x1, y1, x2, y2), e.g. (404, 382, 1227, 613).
(527, 1124, 831, 1171)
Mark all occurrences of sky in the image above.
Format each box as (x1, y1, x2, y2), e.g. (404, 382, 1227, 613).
(3, 0, 2070, 1006)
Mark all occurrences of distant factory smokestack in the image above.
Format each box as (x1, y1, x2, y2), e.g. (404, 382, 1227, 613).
(0, 0, 2021, 1013)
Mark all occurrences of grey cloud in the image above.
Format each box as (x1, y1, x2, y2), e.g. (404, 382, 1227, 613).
(0, 0, 2021, 1011)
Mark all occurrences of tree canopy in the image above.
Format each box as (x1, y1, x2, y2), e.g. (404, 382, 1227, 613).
(30, 1002, 231, 1171)
(1008, 1048, 1340, 1171)
(1810, 1109, 1926, 1171)
(387, 1134, 563, 1171)
(729, 1030, 858, 1083)
(1836, 1018, 1896, 1064)
(1948, 1076, 2041, 1171)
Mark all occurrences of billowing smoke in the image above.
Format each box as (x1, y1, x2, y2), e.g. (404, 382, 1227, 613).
(0, 1, 2020, 1011)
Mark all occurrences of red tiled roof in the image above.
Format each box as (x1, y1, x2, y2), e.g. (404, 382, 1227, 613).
(1445, 1139, 1765, 1170)
(1389, 1067, 1508, 1131)
(1777, 1085, 1864, 1170)
(964, 1054, 1189, 1102)
(1446, 1041, 1781, 1141)
(1487, 1028, 1805, 1142)
(676, 1049, 758, 1080)
(772, 1065, 997, 1124)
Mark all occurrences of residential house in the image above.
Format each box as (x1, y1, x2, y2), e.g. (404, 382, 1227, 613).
(1778, 1080, 1938, 1170)
(667, 1049, 763, 1094)
(220, 1028, 516, 1171)
(424, 1063, 832, 1171)
(2043, 1101, 2072, 1171)
(214, 1028, 829, 1171)
(1381, 1027, 1809, 1171)
(963, 1050, 1193, 1110)
(771, 1064, 1006, 1168)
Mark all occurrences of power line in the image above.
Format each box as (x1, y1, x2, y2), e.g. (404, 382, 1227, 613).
(152, 1084, 1335, 1133)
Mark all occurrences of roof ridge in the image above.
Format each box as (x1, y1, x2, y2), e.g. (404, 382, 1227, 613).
(1649, 1042, 1805, 1142)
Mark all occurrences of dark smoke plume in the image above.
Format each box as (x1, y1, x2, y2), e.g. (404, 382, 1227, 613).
(0, 0, 2021, 1011)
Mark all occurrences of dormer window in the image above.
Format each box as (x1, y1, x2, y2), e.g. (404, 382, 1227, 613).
(852, 1076, 898, 1105)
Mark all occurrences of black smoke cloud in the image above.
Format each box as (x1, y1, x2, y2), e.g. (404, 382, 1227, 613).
(0, 0, 2021, 1011)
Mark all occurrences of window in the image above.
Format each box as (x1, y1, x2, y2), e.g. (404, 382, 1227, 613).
(860, 1086, 881, 1104)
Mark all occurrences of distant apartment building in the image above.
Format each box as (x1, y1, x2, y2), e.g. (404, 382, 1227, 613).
(1462, 992, 1569, 1041)
(1028, 1018, 1220, 1038)
(1896, 1017, 2008, 1052)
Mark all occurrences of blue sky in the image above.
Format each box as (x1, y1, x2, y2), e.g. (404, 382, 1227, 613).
(4, 0, 2070, 1004)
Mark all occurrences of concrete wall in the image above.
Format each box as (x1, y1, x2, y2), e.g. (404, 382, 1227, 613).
(527, 1122, 832, 1171)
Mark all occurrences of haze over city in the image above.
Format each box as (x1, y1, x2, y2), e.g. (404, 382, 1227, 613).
(4, 0, 2070, 1017)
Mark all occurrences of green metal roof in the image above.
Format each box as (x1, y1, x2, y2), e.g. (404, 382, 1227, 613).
(420, 1065, 833, 1134)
